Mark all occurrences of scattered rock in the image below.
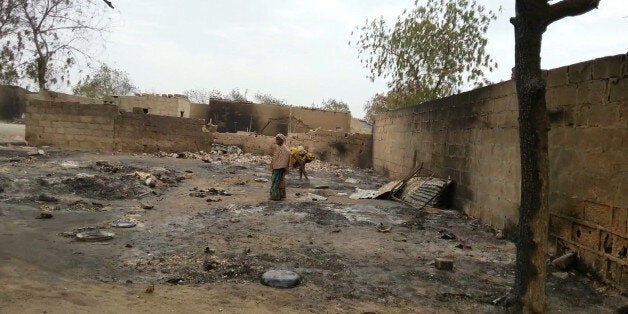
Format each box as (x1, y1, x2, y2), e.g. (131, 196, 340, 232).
(376, 223, 392, 233)
(332, 229, 341, 233)
(299, 193, 328, 201)
(254, 178, 269, 183)
(75, 230, 114, 242)
(204, 247, 215, 254)
(552, 272, 569, 280)
(27, 148, 45, 156)
(166, 278, 184, 285)
(140, 203, 154, 210)
(261, 270, 301, 288)
(60, 160, 79, 168)
(36, 212, 53, 219)
(145, 284, 155, 293)
(434, 257, 454, 271)
(455, 243, 472, 250)
(344, 178, 359, 184)
(125, 243, 133, 248)
(439, 230, 457, 240)
(230, 217, 241, 223)
(551, 252, 575, 271)
(112, 221, 136, 228)
(313, 185, 329, 189)
(206, 197, 222, 202)
(495, 230, 505, 239)
(37, 193, 59, 203)
(337, 192, 348, 196)
(426, 207, 442, 214)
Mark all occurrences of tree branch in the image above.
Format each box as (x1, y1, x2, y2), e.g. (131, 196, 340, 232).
(546, 0, 600, 25)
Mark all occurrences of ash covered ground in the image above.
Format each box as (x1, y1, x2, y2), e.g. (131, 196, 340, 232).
(0, 145, 625, 313)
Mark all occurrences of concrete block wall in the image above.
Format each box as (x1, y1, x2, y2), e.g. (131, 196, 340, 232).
(373, 54, 627, 291)
(213, 129, 372, 168)
(112, 95, 191, 118)
(374, 81, 520, 229)
(25, 100, 212, 154)
(25, 100, 117, 151)
(114, 113, 212, 153)
(546, 54, 627, 292)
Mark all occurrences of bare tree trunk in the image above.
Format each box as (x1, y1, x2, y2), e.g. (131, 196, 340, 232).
(512, 4, 549, 312)
(511, 0, 600, 312)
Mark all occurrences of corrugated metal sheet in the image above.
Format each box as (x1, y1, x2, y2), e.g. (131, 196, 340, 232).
(399, 177, 452, 209)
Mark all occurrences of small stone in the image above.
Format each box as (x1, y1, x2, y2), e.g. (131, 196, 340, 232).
(495, 230, 505, 239)
(206, 197, 222, 202)
(261, 270, 301, 288)
(551, 252, 575, 270)
(37, 194, 58, 203)
(434, 257, 454, 271)
(439, 230, 456, 240)
(254, 178, 269, 183)
(313, 185, 329, 189)
(36, 212, 53, 219)
(552, 272, 569, 280)
(230, 217, 240, 223)
(140, 203, 154, 210)
(125, 243, 133, 248)
(204, 247, 215, 254)
(145, 178, 156, 188)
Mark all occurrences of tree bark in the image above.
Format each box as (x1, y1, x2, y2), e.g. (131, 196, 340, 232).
(513, 3, 549, 313)
(511, 0, 600, 312)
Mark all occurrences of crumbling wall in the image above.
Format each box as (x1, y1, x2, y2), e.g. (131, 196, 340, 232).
(112, 94, 191, 118)
(0, 85, 30, 120)
(114, 113, 212, 153)
(25, 100, 117, 151)
(373, 54, 627, 291)
(213, 129, 372, 168)
(206, 99, 351, 135)
(25, 100, 212, 153)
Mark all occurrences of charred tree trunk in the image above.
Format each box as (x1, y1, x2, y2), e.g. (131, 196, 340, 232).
(512, 3, 549, 312)
(511, 0, 600, 312)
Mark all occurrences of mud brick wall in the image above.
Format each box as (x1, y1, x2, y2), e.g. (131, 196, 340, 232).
(204, 99, 351, 136)
(114, 113, 212, 153)
(25, 100, 117, 151)
(373, 54, 627, 291)
(213, 129, 372, 168)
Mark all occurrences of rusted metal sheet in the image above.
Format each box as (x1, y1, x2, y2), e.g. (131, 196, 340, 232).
(398, 177, 452, 210)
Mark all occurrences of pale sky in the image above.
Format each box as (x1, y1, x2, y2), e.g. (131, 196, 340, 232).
(98, 0, 627, 119)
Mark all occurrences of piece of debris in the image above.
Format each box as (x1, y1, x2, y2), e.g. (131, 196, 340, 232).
(313, 185, 329, 189)
(349, 188, 377, 200)
(166, 278, 184, 285)
(337, 192, 348, 196)
(439, 230, 457, 240)
(140, 202, 154, 210)
(299, 193, 328, 201)
(230, 217, 241, 223)
(206, 197, 222, 202)
(112, 221, 136, 228)
(399, 176, 453, 210)
(455, 243, 472, 250)
(552, 272, 570, 280)
(344, 178, 359, 184)
(332, 229, 342, 233)
(551, 252, 575, 271)
(125, 243, 133, 248)
(75, 230, 115, 242)
(27, 148, 45, 156)
(254, 178, 269, 183)
(204, 247, 215, 254)
(495, 230, 505, 239)
(145, 284, 155, 293)
(261, 270, 301, 288)
(434, 257, 454, 271)
(60, 160, 80, 168)
(426, 207, 442, 214)
(37, 193, 58, 203)
(376, 223, 392, 233)
(36, 212, 53, 219)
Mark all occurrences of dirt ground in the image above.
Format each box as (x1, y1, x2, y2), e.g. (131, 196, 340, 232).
(0, 145, 625, 313)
